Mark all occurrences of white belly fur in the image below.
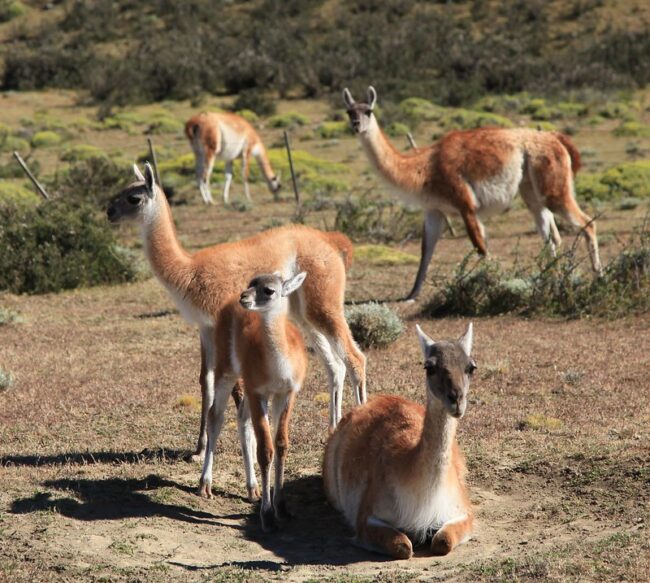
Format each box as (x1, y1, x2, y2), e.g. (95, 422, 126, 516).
(470, 151, 524, 217)
(218, 121, 247, 161)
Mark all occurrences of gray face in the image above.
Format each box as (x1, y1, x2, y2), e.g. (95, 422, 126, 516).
(269, 175, 281, 194)
(345, 102, 374, 134)
(423, 341, 477, 418)
(106, 183, 150, 223)
(239, 274, 284, 312)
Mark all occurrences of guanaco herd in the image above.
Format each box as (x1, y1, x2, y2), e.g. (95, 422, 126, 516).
(106, 86, 601, 560)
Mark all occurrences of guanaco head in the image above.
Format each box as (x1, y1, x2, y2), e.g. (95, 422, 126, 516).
(415, 323, 476, 419)
(239, 271, 307, 313)
(107, 163, 158, 223)
(268, 172, 281, 195)
(342, 86, 377, 134)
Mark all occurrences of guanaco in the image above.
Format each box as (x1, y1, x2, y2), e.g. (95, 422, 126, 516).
(185, 111, 280, 204)
(107, 164, 366, 462)
(323, 323, 476, 559)
(199, 272, 308, 531)
(344, 86, 602, 300)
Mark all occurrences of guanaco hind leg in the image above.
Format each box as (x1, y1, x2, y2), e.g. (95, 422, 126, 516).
(356, 516, 413, 560)
(430, 513, 474, 556)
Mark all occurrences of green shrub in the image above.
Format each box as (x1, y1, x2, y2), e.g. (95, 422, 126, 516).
(345, 303, 404, 349)
(231, 90, 276, 117)
(333, 195, 421, 243)
(0, 200, 140, 294)
(439, 109, 514, 130)
(0, 133, 30, 153)
(598, 102, 633, 120)
(31, 131, 63, 148)
(316, 121, 350, 139)
(0, 307, 22, 325)
(60, 144, 107, 162)
(157, 153, 197, 176)
(236, 109, 259, 123)
(557, 101, 589, 117)
(147, 116, 184, 134)
(386, 122, 410, 137)
(613, 121, 650, 138)
(576, 161, 650, 201)
(0, 181, 40, 206)
(0, 368, 14, 392)
(398, 98, 442, 126)
(575, 173, 610, 201)
(268, 112, 309, 129)
(0, 0, 26, 23)
(48, 156, 130, 209)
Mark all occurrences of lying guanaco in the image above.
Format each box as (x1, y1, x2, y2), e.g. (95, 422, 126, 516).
(323, 323, 476, 558)
(199, 272, 307, 531)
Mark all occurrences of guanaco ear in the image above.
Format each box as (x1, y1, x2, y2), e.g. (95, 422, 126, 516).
(459, 322, 473, 356)
(415, 324, 435, 359)
(342, 88, 355, 108)
(367, 86, 377, 110)
(143, 162, 156, 199)
(133, 163, 145, 182)
(282, 271, 307, 296)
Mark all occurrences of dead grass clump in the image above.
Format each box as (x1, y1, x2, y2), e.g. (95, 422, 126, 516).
(521, 414, 563, 432)
(0, 368, 14, 391)
(175, 395, 200, 411)
(345, 303, 404, 349)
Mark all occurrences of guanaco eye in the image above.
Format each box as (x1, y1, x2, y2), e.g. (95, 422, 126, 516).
(467, 362, 477, 375)
(263, 287, 275, 296)
(127, 193, 142, 205)
(424, 360, 436, 374)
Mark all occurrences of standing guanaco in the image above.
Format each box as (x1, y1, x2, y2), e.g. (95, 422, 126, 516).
(107, 164, 366, 462)
(344, 86, 601, 300)
(185, 112, 280, 204)
(199, 272, 308, 532)
(324, 323, 476, 559)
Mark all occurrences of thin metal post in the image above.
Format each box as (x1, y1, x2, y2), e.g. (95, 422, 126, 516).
(13, 151, 50, 200)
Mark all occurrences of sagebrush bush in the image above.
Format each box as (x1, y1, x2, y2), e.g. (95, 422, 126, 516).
(425, 226, 650, 319)
(31, 130, 63, 148)
(0, 200, 140, 294)
(577, 161, 650, 201)
(0, 307, 22, 325)
(345, 303, 404, 349)
(268, 112, 309, 129)
(231, 90, 276, 117)
(0, 181, 40, 206)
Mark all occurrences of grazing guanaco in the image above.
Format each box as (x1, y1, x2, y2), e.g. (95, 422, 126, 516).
(185, 111, 281, 204)
(344, 86, 602, 300)
(199, 272, 308, 531)
(323, 323, 476, 559)
(106, 164, 366, 462)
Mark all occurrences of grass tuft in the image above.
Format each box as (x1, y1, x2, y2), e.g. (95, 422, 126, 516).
(0, 368, 14, 391)
(355, 244, 419, 266)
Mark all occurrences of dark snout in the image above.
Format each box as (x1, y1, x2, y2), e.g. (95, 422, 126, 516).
(347, 112, 360, 133)
(239, 291, 253, 309)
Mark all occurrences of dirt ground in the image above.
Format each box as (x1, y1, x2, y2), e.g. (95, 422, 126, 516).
(1, 91, 650, 581)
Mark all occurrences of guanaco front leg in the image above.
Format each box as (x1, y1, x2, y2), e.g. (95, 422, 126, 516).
(236, 395, 260, 501)
(242, 149, 252, 202)
(193, 326, 216, 462)
(430, 513, 474, 556)
(248, 393, 276, 531)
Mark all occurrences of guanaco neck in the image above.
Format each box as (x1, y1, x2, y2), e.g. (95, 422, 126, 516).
(358, 115, 431, 194)
(258, 305, 292, 362)
(141, 188, 194, 295)
(252, 142, 277, 186)
(414, 392, 457, 483)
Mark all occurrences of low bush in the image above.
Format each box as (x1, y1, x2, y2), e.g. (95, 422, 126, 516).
(0, 0, 25, 22)
(0, 307, 22, 325)
(0, 128, 30, 153)
(386, 122, 410, 138)
(0, 181, 40, 206)
(613, 121, 650, 138)
(577, 161, 650, 201)
(333, 195, 421, 244)
(31, 130, 63, 148)
(345, 303, 404, 349)
(146, 116, 184, 135)
(230, 90, 276, 117)
(397, 98, 442, 127)
(48, 156, 130, 209)
(268, 112, 309, 129)
(315, 121, 350, 139)
(0, 200, 140, 294)
(0, 368, 14, 392)
(439, 108, 514, 131)
(425, 226, 650, 319)
(236, 110, 259, 123)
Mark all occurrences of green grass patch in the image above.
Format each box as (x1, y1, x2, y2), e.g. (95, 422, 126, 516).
(268, 112, 309, 129)
(30, 130, 62, 148)
(355, 244, 419, 266)
(613, 121, 650, 138)
(345, 303, 404, 349)
(315, 120, 351, 139)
